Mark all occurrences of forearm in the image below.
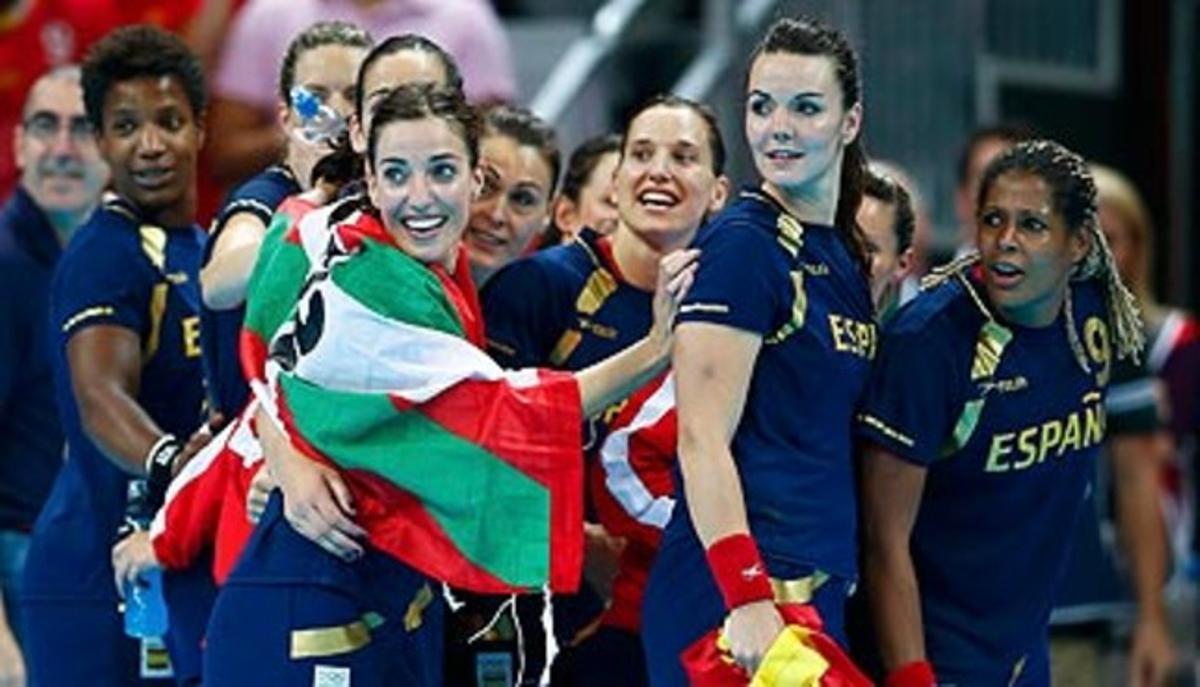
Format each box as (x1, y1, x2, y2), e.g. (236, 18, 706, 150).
(200, 240, 262, 309)
(79, 384, 164, 475)
(678, 433, 751, 547)
(865, 537, 927, 670)
(1114, 434, 1170, 623)
(575, 333, 669, 418)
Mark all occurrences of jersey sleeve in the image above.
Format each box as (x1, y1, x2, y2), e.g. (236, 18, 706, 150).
(481, 257, 569, 369)
(675, 220, 787, 336)
(52, 237, 151, 342)
(857, 323, 964, 465)
(1105, 357, 1162, 435)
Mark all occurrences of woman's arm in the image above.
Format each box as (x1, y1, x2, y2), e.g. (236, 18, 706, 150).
(200, 211, 269, 310)
(861, 442, 933, 682)
(573, 249, 696, 416)
(672, 319, 782, 674)
(255, 406, 365, 560)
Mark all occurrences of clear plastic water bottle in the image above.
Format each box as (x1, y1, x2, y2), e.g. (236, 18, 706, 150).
(122, 480, 169, 638)
(290, 86, 346, 144)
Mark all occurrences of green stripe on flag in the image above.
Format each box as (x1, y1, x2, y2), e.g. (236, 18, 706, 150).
(330, 239, 464, 338)
(281, 373, 550, 586)
(245, 208, 313, 341)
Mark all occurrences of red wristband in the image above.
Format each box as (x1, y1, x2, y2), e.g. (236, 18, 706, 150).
(704, 533, 773, 611)
(885, 660, 936, 687)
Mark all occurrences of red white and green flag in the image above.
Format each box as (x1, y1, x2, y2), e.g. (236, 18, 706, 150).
(243, 204, 585, 594)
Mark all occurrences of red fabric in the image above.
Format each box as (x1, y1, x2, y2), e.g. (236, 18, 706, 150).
(391, 368, 584, 592)
(680, 603, 871, 687)
(274, 389, 520, 593)
(150, 405, 263, 584)
(589, 371, 677, 630)
(706, 533, 773, 611)
(885, 661, 936, 687)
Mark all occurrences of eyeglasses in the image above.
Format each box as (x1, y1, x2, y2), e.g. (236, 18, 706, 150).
(22, 112, 94, 142)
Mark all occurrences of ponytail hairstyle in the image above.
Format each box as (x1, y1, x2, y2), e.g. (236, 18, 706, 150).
(747, 17, 869, 272)
(927, 140, 1143, 363)
(355, 34, 463, 123)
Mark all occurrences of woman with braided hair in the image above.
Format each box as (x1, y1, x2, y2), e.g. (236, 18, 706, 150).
(859, 139, 1142, 687)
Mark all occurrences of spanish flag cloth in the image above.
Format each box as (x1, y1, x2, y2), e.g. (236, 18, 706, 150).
(682, 603, 871, 686)
(242, 203, 585, 595)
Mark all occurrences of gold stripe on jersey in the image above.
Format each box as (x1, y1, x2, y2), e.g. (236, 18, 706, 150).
(404, 583, 434, 631)
(765, 270, 807, 344)
(775, 214, 805, 258)
(548, 329, 583, 366)
(61, 305, 116, 333)
(547, 239, 621, 365)
(138, 225, 168, 272)
(859, 412, 915, 448)
(144, 283, 168, 359)
(970, 321, 1013, 381)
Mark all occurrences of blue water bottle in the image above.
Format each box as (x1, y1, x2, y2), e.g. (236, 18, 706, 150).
(290, 86, 346, 144)
(122, 479, 169, 638)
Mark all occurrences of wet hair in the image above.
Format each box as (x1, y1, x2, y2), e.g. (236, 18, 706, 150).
(1090, 163, 1155, 306)
(82, 25, 206, 131)
(278, 21, 373, 103)
(747, 17, 868, 271)
(482, 104, 562, 195)
(955, 122, 1036, 187)
(620, 94, 726, 176)
(930, 140, 1143, 363)
(366, 84, 480, 171)
(862, 170, 915, 253)
(355, 34, 463, 122)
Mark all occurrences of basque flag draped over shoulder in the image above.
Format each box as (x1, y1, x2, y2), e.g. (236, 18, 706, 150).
(246, 204, 585, 594)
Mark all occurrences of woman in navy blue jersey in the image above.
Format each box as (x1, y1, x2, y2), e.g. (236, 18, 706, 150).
(641, 16, 875, 686)
(859, 141, 1143, 686)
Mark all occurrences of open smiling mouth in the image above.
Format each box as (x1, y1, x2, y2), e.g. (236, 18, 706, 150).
(638, 189, 680, 210)
(401, 215, 448, 238)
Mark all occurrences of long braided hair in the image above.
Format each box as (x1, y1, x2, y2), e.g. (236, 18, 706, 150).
(923, 140, 1143, 363)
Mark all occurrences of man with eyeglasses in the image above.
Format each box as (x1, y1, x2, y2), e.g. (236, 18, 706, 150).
(0, 64, 108, 686)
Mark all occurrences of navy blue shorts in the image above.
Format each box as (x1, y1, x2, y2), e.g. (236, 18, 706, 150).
(204, 493, 444, 687)
(21, 598, 175, 686)
(641, 528, 851, 687)
(552, 625, 648, 687)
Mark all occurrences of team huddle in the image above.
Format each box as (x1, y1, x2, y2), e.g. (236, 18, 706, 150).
(5, 11, 1193, 687)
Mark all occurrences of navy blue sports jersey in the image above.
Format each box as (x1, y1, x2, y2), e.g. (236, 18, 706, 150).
(201, 165, 300, 417)
(857, 269, 1112, 683)
(482, 228, 652, 446)
(477, 229, 652, 678)
(24, 197, 205, 603)
(1051, 341, 1162, 626)
(0, 186, 65, 531)
(667, 189, 875, 579)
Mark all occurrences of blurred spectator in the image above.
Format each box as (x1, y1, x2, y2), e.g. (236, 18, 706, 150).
(206, 0, 516, 187)
(0, 64, 107, 687)
(945, 122, 1035, 260)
